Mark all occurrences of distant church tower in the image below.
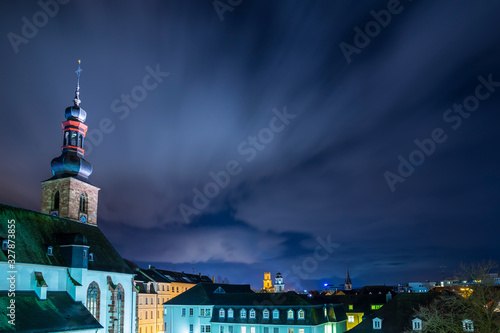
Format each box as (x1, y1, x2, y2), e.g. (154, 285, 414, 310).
(274, 271, 284, 293)
(344, 266, 352, 291)
(41, 61, 100, 225)
(263, 272, 272, 291)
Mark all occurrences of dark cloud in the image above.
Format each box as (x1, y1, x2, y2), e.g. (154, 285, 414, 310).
(1, 0, 500, 290)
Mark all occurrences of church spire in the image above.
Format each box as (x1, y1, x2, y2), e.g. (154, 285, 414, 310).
(41, 60, 100, 225)
(49, 60, 92, 181)
(74, 59, 82, 106)
(345, 266, 352, 291)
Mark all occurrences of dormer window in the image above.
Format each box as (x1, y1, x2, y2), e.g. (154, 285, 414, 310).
(298, 309, 305, 319)
(228, 308, 234, 318)
(47, 246, 53, 256)
(373, 317, 382, 330)
(263, 309, 270, 319)
(273, 309, 279, 319)
(287, 309, 294, 319)
(240, 309, 247, 319)
(249, 309, 256, 319)
(412, 318, 422, 331)
(219, 308, 225, 318)
(463, 319, 474, 332)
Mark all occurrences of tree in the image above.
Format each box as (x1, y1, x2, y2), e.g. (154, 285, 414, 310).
(215, 275, 230, 284)
(411, 260, 500, 333)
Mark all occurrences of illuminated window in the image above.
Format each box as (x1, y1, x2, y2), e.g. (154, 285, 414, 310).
(287, 309, 294, 319)
(412, 318, 422, 331)
(373, 318, 382, 330)
(250, 309, 256, 319)
(263, 309, 270, 319)
(371, 304, 383, 310)
(250, 328, 255, 333)
(240, 309, 247, 319)
(348, 315, 355, 323)
(298, 310, 304, 319)
(463, 319, 474, 332)
(228, 308, 234, 318)
(220, 309, 225, 318)
(241, 327, 246, 333)
(86, 282, 100, 320)
(288, 329, 294, 333)
(299, 330, 304, 333)
(348, 305, 353, 310)
(273, 309, 279, 319)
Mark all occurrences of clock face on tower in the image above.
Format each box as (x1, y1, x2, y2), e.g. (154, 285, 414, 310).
(80, 215, 86, 223)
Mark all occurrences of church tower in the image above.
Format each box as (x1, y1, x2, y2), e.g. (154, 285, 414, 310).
(274, 271, 284, 293)
(344, 266, 352, 291)
(263, 272, 272, 291)
(41, 61, 100, 225)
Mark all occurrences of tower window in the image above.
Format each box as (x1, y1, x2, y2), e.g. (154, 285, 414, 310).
(47, 246, 53, 256)
(79, 193, 87, 213)
(54, 191, 60, 210)
(89, 253, 94, 261)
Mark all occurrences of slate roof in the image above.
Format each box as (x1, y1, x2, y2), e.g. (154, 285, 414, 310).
(348, 292, 440, 332)
(166, 283, 254, 305)
(165, 284, 347, 325)
(0, 291, 102, 332)
(155, 268, 213, 283)
(305, 294, 388, 314)
(0, 203, 132, 274)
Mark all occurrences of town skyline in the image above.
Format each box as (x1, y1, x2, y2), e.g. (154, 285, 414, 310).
(1, 1, 500, 291)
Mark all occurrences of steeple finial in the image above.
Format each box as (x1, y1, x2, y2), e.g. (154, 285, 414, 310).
(74, 60, 82, 106)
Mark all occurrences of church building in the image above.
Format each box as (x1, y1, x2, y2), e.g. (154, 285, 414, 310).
(0, 62, 136, 332)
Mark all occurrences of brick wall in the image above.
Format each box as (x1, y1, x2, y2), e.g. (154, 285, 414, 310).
(41, 177, 100, 225)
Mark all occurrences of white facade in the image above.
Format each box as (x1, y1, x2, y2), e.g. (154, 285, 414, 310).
(0, 261, 136, 332)
(164, 304, 346, 333)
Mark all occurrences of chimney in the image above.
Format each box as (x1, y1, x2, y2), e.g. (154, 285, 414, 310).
(199, 273, 202, 277)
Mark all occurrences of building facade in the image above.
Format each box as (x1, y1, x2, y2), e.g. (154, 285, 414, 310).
(0, 62, 136, 333)
(163, 283, 348, 333)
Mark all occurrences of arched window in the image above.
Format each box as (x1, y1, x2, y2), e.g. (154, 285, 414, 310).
(273, 309, 279, 319)
(86, 282, 100, 321)
(263, 309, 269, 319)
(53, 191, 60, 210)
(79, 193, 87, 213)
(249, 309, 256, 319)
(219, 308, 225, 318)
(64, 131, 69, 146)
(116, 284, 125, 332)
(78, 134, 83, 148)
(287, 309, 294, 319)
(228, 308, 234, 318)
(240, 309, 247, 319)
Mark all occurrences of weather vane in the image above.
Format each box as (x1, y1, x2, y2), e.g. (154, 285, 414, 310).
(74, 60, 82, 106)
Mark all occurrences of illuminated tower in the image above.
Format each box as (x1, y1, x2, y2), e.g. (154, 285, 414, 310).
(263, 272, 272, 291)
(41, 61, 100, 225)
(274, 271, 284, 293)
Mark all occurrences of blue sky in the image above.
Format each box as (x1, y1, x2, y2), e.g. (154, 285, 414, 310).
(1, 0, 500, 291)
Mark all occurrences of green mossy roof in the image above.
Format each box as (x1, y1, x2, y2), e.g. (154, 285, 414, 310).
(0, 291, 102, 332)
(0, 203, 132, 274)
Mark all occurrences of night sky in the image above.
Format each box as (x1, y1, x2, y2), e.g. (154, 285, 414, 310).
(1, 1, 500, 291)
